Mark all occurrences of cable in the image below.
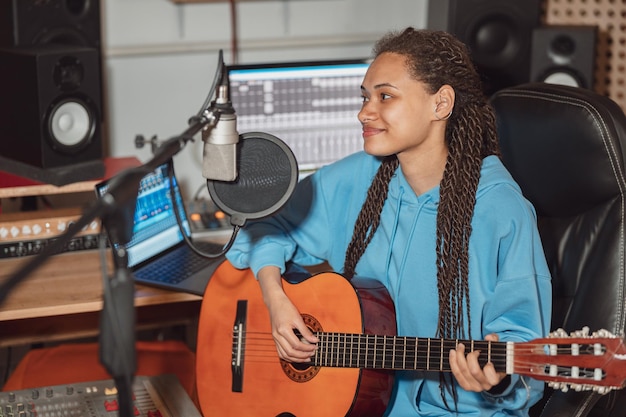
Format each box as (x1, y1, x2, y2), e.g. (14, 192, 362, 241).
(193, 50, 225, 121)
(167, 160, 238, 259)
(229, 0, 239, 64)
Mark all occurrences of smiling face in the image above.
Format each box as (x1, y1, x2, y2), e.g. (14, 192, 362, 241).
(358, 52, 448, 161)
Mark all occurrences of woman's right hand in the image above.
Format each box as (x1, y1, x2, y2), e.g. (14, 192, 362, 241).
(257, 266, 318, 363)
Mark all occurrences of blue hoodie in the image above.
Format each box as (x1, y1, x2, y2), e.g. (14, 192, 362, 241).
(227, 151, 552, 416)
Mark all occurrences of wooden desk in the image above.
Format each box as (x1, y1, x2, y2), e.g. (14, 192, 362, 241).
(0, 157, 206, 348)
(0, 250, 202, 347)
(0, 157, 141, 199)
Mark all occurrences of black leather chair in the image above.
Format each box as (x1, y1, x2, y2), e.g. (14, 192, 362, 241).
(491, 83, 626, 417)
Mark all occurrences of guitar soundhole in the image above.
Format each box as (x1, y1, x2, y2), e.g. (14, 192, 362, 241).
(280, 313, 322, 383)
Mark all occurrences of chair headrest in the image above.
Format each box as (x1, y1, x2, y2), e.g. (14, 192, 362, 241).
(490, 83, 626, 217)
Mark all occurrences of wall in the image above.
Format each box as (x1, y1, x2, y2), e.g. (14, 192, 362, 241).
(102, 0, 427, 199)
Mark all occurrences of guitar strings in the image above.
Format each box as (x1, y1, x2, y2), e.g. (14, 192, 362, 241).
(241, 330, 615, 358)
(243, 331, 279, 363)
(237, 330, 617, 384)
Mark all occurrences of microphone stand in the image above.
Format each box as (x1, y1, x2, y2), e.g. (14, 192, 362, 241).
(0, 112, 218, 417)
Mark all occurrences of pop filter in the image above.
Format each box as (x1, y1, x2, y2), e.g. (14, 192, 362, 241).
(207, 132, 298, 227)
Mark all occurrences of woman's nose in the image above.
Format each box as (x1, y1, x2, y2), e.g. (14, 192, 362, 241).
(358, 105, 374, 124)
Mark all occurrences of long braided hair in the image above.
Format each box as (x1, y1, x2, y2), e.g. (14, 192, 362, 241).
(342, 27, 500, 404)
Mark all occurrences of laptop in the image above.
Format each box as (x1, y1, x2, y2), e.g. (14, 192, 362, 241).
(95, 162, 226, 295)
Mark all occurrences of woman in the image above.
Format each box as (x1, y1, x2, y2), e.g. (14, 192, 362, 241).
(226, 27, 552, 416)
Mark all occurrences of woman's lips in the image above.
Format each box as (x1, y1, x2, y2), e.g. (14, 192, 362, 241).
(362, 127, 383, 138)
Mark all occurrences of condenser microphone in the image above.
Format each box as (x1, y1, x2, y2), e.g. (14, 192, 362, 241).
(207, 132, 298, 227)
(202, 72, 239, 181)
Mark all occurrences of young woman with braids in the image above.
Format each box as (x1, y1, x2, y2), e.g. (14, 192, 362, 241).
(226, 27, 552, 416)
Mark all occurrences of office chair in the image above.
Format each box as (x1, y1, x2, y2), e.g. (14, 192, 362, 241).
(491, 82, 626, 417)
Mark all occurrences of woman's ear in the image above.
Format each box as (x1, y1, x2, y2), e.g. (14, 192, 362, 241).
(434, 85, 455, 121)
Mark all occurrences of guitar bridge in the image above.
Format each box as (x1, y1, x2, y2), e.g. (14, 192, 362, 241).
(231, 300, 247, 393)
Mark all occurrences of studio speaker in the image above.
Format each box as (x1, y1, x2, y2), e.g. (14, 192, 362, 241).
(530, 25, 597, 90)
(0, 0, 104, 184)
(427, 0, 541, 96)
(0, 46, 103, 172)
(0, 0, 101, 50)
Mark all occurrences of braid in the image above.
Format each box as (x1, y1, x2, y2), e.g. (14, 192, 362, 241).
(436, 102, 485, 339)
(343, 156, 399, 279)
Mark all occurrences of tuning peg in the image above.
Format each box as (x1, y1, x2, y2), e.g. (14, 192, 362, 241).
(550, 328, 569, 338)
(593, 329, 617, 339)
(571, 327, 590, 337)
(548, 381, 616, 394)
(549, 327, 619, 339)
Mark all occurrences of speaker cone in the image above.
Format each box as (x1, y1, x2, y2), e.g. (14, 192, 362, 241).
(468, 13, 522, 68)
(48, 98, 95, 150)
(542, 70, 584, 88)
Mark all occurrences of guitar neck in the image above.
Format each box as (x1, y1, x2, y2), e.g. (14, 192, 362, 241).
(311, 332, 509, 374)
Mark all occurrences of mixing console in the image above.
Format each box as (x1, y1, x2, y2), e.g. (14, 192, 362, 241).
(0, 374, 201, 417)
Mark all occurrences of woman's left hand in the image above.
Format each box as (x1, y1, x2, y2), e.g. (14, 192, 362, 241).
(449, 333, 506, 392)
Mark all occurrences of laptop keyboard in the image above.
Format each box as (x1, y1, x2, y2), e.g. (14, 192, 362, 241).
(135, 241, 224, 284)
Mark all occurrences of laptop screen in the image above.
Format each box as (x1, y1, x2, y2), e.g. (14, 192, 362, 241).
(227, 59, 370, 173)
(95, 163, 191, 268)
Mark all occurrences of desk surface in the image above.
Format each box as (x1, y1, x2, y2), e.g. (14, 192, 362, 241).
(0, 157, 142, 199)
(0, 250, 201, 322)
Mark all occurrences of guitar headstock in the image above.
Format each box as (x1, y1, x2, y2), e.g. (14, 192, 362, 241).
(515, 327, 626, 394)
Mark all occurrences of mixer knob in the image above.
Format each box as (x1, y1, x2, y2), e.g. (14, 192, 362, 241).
(32, 223, 43, 235)
(21, 225, 32, 236)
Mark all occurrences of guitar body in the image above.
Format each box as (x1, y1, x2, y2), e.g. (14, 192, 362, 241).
(196, 261, 396, 417)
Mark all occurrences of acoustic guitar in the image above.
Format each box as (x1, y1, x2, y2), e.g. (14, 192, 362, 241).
(195, 262, 626, 417)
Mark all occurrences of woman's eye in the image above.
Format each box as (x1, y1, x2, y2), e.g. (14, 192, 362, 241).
(381, 93, 392, 100)
(361, 95, 369, 103)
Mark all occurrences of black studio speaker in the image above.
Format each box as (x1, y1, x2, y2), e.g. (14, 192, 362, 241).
(427, 0, 541, 96)
(0, 45, 103, 170)
(530, 25, 597, 89)
(0, 0, 104, 184)
(0, 0, 101, 50)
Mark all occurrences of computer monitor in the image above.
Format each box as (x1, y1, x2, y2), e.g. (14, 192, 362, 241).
(227, 59, 370, 172)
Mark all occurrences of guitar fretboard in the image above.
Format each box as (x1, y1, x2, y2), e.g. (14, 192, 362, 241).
(312, 333, 509, 373)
